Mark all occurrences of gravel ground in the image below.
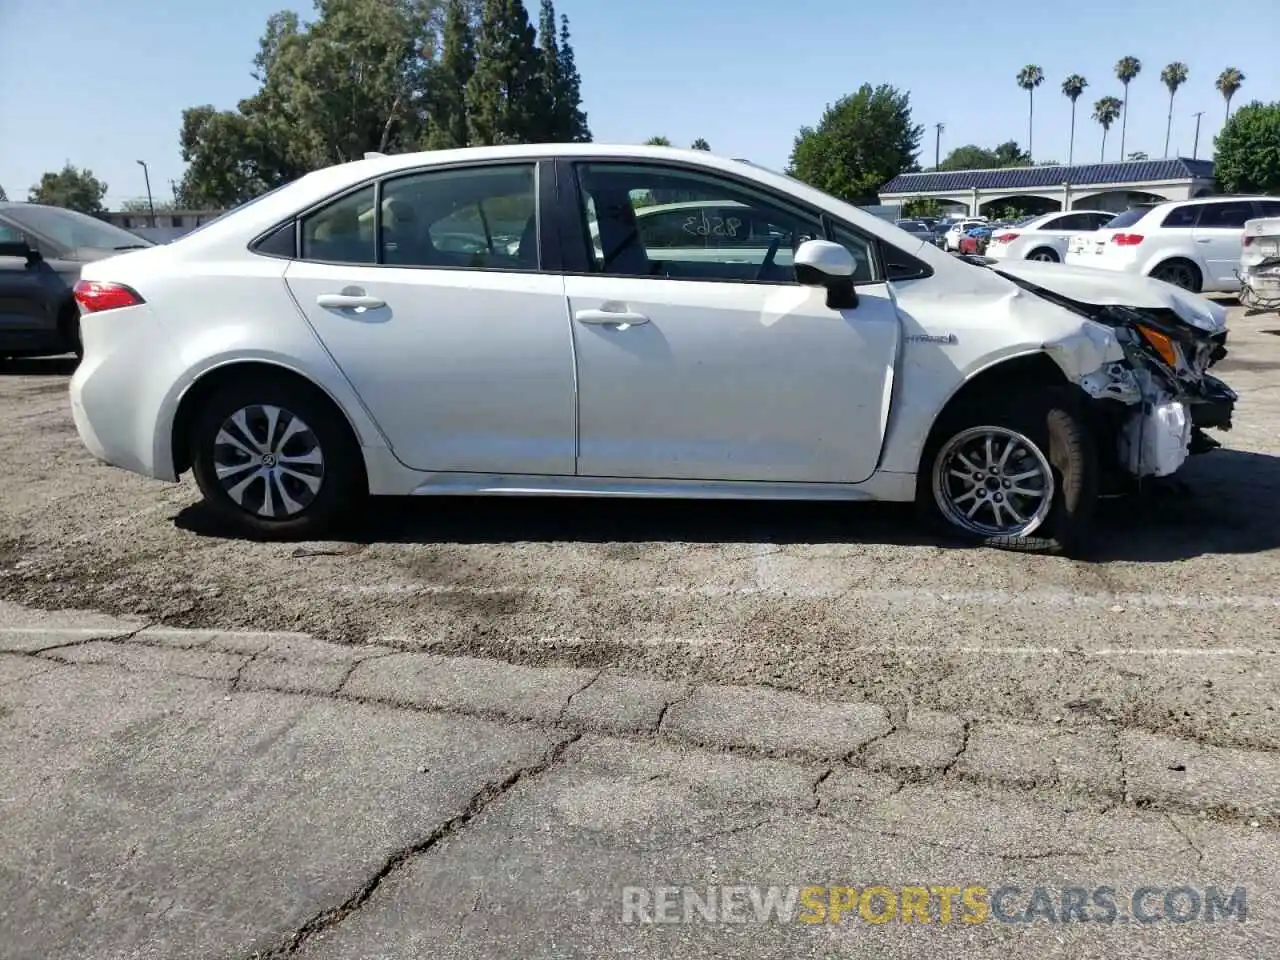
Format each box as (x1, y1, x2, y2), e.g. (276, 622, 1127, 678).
(2, 301, 1278, 749)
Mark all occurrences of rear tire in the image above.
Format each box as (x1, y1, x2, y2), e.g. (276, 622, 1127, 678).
(917, 387, 1097, 555)
(1150, 259, 1201, 292)
(190, 377, 364, 540)
(1027, 248, 1059, 262)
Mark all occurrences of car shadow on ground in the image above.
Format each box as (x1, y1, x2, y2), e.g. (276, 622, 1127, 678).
(173, 448, 1280, 562)
(0, 356, 78, 376)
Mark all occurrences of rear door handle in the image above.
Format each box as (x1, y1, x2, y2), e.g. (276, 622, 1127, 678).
(574, 309, 650, 326)
(316, 293, 386, 309)
(1196, 238, 1212, 244)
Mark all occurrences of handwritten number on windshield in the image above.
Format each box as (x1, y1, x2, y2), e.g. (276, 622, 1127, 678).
(682, 213, 744, 238)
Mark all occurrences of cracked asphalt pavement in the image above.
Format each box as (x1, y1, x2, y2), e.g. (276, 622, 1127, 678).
(1, 300, 1279, 957)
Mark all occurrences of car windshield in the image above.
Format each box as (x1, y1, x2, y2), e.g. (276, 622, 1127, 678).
(4, 204, 153, 252)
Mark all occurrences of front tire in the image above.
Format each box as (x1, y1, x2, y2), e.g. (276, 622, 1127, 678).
(918, 388, 1097, 555)
(190, 377, 363, 539)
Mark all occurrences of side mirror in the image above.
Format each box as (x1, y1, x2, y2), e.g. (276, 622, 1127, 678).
(0, 240, 41, 266)
(794, 239, 858, 309)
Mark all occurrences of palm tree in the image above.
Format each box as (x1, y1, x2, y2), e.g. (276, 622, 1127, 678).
(1114, 56, 1142, 158)
(690, 138, 710, 151)
(1061, 74, 1088, 164)
(1094, 96, 1123, 161)
(643, 136, 671, 146)
(1160, 62, 1188, 157)
(1016, 65, 1045, 160)
(1217, 67, 1245, 122)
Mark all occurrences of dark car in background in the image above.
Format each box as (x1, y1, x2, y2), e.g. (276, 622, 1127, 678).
(0, 203, 152, 359)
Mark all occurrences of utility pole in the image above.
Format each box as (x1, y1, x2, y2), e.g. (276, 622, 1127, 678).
(934, 123, 944, 169)
(1191, 112, 1204, 159)
(169, 179, 179, 204)
(136, 160, 156, 227)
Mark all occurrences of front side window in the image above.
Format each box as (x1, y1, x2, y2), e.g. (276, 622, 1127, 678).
(1197, 201, 1254, 229)
(573, 162, 876, 283)
(381, 163, 537, 269)
(300, 185, 376, 264)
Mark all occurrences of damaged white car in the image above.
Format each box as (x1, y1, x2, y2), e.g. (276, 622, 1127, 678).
(68, 144, 1235, 554)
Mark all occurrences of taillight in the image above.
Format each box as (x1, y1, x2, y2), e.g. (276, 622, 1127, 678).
(992, 232, 1019, 243)
(1242, 236, 1254, 247)
(1110, 233, 1144, 246)
(73, 280, 145, 313)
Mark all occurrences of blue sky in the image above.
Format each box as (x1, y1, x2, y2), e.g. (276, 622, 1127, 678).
(0, 0, 1273, 207)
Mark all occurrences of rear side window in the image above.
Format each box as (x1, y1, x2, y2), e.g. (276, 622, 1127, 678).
(1048, 213, 1094, 230)
(1198, 201, 1255, 229)
(300, 186, 376, 264)
(1160, 205, 1199, 228)
(1255, 200, 1280, 218)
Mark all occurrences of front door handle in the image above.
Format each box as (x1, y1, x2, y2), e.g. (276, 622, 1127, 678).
(1196, 238, 1212, 244)
(574, 309, 650, 326)
(317, 293, 386, 310)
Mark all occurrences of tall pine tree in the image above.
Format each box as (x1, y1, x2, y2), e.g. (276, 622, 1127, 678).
(465, 0, 545, 145)
(557, 13, 590, 141)
(426, 0, 476, 148)
(537, 1, 564, 140)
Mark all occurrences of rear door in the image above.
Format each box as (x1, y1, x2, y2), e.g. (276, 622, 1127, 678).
(1192, 200, 1257, 288)
(283, 160, 577, 475)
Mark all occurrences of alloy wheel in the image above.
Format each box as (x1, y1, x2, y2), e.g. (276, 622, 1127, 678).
(1030, 250, 1058, 262)
(932, 426, 1055, 538)
(212, 404, 325, 518)
(1154, 263, 1196, 291)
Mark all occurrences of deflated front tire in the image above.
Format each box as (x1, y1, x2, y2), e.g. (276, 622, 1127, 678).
(918, 387, 1098, 556)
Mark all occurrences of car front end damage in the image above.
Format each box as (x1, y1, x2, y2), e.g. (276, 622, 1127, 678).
(993, 264, 1236, 488)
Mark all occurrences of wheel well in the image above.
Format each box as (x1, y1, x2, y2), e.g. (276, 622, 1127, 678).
(170, 362, 366, 488)
(1149, 257, 1202, 289)
(918, 353, 1070, 473)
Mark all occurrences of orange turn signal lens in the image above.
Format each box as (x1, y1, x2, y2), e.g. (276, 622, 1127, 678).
(1137, 325, 1179, 367)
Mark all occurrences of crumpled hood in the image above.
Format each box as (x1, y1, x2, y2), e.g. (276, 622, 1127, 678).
(989, 258, 1227, 334)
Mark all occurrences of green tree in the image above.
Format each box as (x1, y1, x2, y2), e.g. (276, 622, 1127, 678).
(1061, 74, 1088, 164)
(937, 141, 1028, 171)
(177, 0, 441, 207)
(1114, 56, 1142, 158)
(644, 135, 672, 145)
(787, 83, 922, 204)
(466, 0, 546, 145)
(1160, 62, 1188, 158)
(1214, 100, 1280, 194)
(28, 164, 108, 214)
(533, 4, 588, 141)
(1015, 65, 1044, 161)
(1217, 67, 1245, 122)
(426, 0, 476, 148)
(1093, 96, 1123, 161)
(557, 14, 589, 141)
(902, 196, 941, 218)
(120, 198, 177, 213)
(690, 137, 711, 151)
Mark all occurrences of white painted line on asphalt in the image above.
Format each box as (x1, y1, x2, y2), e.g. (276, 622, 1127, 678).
(336, 583, 1280, 609)
(0, 626, 312, 642)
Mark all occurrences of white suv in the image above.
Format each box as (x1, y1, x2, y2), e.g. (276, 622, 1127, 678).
(985, 210, 1116, 262)
(1064, 196, 1280, 292)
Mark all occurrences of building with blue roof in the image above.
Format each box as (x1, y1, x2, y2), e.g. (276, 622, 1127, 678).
(879, 157, 1216, 216)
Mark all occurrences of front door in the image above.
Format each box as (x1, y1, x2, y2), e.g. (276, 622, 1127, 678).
(284, 161, 576, 475)
(561, 161, 900, 485)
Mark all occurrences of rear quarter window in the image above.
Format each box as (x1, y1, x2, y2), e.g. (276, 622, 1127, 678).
(1103, 207, 1151, 229)
(1160, 205, 1199, 228)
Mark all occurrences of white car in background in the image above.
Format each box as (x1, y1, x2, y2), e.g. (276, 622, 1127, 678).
(942, 219, 987, 252)
(1064, 195, 1280, 292)
(68, 143, 1237, 555)
(985, 210, 1116, 262)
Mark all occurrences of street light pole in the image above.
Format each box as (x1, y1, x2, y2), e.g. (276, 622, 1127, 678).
(136, 160, 156, 227)
(1191, 112, 1204, 159)
(935, 123, 945, 169)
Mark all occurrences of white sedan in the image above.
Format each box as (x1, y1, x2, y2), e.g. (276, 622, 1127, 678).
(69, 144, 1237, 554)
(984, 210, 1116, 262)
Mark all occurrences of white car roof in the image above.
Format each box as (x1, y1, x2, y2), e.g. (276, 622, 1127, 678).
(157, 144, 953, 264)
